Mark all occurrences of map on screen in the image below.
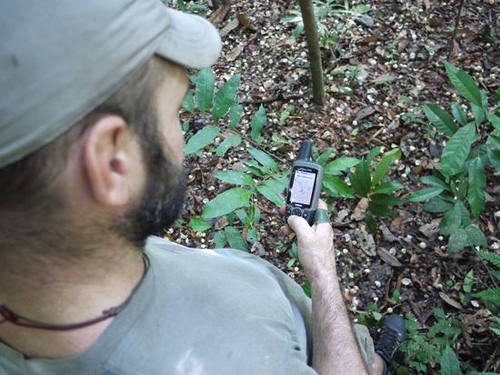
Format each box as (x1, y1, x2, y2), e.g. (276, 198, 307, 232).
(290, 169, 317, 206)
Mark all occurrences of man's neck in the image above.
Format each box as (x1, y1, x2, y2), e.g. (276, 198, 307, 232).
(0, 228, 146, 359)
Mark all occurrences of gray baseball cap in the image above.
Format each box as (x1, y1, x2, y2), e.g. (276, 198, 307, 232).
(0, 0, 222, 168)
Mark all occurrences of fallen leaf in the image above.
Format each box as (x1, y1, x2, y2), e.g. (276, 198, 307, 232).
(219, 18, 240, 37)
(378, 248, 403, 267)
(226, 44, 244, 61)
(351, 197, 369, 221)
(439, 292, 463, 310)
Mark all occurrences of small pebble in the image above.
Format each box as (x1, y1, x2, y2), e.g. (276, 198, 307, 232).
(419, 242, 427, 249)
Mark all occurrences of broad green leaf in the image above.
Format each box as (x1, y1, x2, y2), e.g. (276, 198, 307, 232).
(471, 102, 485, 126)
(440, 346, 461, 375)
(368, 201, 394, 218)
(316, 147, 333, 166)
(325, 157, 361, 174)
(215, 170, 255, 186)
(353, 5, 370, 13)
(372, 181, 404, 194)
(488, 134, 500, 150)
(358, 160, 371, 196)
(182, 90, 195, 113)
(251, 105, 267, 140)
(420, 175, 449, 190)
(487, 147, 500, 171)
(216, 134, 241, 157)
(423, 198, 453, 213)
(213, 74, 240, 121)
(202, 188, 252, 218)
(465, 225, 487, 248)
(188, 217, 212, 232)
(372, 149, 401, 186)
(441, 123, 476, 176)
(407, 187, 444, 202)
(214, 231, 226, 248)
(495, 86, 500, 102)
(366, 146, 382, 164)
(463, 270, 474, 293)
(370, 194, 402, 206)
(248, 148, 278, 171)
(196, 68, 215, 114)
(247, 227, 259, 244)
(228, 103, 243, 130)
(448, 229, 468, 253)
(235, 208, 248, 224)
(365, 211, 377, 235)
(256, 179, 286, 207)
(184, 126, 219, 155)
(487, 113, 500, 130)
(444, 62, 482, 108)
(423, 104, 458, 136)
(440, 202, 464, 236)
(467, 158, 486, 219)
(451, 102, 467, 126)
(224, 226, 247, 251)
(323, 175, 354, 198)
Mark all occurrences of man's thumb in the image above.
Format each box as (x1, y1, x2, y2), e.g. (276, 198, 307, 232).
(287, 215, 312, 237)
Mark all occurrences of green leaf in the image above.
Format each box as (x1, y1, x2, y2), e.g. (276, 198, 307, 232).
(423, 198, 453, 213)
(372, 149, 401, 186)
(487, 113, 500, 130)
(467, 157, 486, 219)
(214, 231, 226, 248)
(325, 157, 361, 174)
(488, 134, 500, 151)
(250, 105, 267, 140)
(182, 90, 195, 113)
(451, 102, 467, 126)
(202, 188, 252, 218)
(441, 123, 476, 176)
(479, 251, 500, 267)
(372, 181, 404, 194)
(474, 287, 500, 303)
(184, 126, 219, 155)
(323, 175, 355, 198)
(495, 86, 500, 102)
(471, 102, 485, 126)
(215, 170, 255, 186)
(448, 228, 468, 253)
(353, 5, 371, 13)
(213, 74, 240, 121)
(256, 179, 286, 207)
(370, 194, 402, 206)
(420, 175, 449, 190)
(423, 104, 458, 136)
(444, 62, 483, 108)
(440, 202, 464, 236)
(224, 226, 247, 251)
(440, 346, 461, 375)
(407, 187, 444, 202)
(465, 225, 487, 248)
(247, 227, 259, 244)
(216, 134, 241, 157)
(463, 270, 474, 293)
(368, 201, 394, 218)
(316, 147, 333, 166)
(196, 68, 215, 114)
(366, 146, 382, 164)
(228, 103, 243, 130)
(188, 217, 212, 232)
(248, 148, 278, 171)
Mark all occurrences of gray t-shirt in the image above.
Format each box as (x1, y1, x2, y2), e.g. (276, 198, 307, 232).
(0, 236, 316, 375)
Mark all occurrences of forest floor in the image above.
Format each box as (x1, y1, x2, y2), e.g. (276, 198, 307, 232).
(167, 0, 500, 373)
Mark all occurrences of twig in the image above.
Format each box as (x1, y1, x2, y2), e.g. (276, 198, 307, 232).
(241, 93, 305, 106)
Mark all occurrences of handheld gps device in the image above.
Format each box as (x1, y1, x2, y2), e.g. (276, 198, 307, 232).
(285, 140, 324, 226)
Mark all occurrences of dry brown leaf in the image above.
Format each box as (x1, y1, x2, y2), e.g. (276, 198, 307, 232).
(219, 18, 240, 37)
(439, 292, 463, 310)
(226, 44, 244, 61)
(351, 197, 369, 221)
(378, 248, 403, 267)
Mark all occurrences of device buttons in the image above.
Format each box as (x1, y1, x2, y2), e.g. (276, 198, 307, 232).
(292, 208, 302, 216)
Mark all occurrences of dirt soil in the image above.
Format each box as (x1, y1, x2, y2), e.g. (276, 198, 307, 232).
(167, 0, 500, 373)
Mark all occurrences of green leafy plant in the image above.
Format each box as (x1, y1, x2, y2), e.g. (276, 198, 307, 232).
(408, 62, 500, 253)
(475, 251, 500, 316)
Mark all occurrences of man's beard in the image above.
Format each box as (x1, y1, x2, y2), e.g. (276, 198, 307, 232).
(114, 126, 186, 248)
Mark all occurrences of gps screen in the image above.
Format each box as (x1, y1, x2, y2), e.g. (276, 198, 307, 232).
(290, 169, 317, 206)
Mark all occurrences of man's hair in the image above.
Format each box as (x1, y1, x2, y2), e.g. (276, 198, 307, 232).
(0, 57, 164, 211)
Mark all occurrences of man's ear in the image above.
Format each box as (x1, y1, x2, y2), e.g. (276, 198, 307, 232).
(83, 115, 143, 207)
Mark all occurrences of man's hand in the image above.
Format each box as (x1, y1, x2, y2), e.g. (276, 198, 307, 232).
(286, 200, 336, 283)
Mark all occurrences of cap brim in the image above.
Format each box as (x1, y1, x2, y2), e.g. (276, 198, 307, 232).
(156, 8, 222, 69)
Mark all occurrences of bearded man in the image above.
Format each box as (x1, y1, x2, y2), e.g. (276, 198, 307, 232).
(0, 1, 404, 374)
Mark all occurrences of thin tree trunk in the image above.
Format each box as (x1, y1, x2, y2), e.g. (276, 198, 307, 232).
(448, 0, 466, 60)
(298, 0, 325, 106)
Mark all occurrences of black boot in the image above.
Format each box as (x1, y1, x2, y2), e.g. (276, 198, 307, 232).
(375, 315, 406, 375)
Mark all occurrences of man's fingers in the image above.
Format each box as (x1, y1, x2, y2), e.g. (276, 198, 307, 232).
(287, 215, 312, 238)
(317, 199, 327, 210)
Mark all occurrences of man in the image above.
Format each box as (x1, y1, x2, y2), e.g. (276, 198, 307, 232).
(0, 1, 404, 374)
